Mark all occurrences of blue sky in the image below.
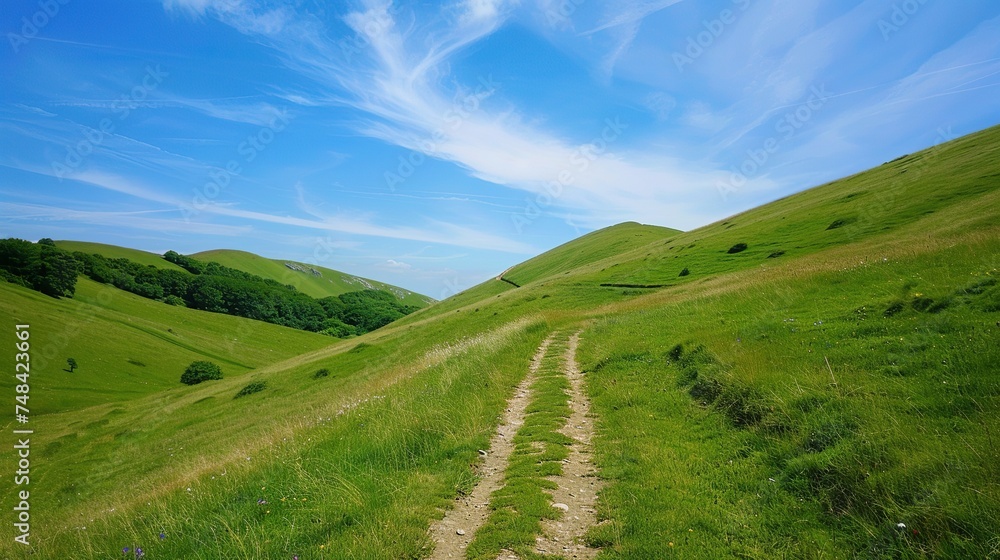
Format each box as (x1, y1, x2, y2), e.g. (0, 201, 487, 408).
(2, 1, 1000, 298)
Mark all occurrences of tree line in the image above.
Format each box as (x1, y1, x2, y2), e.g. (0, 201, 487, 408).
(0, 238, 419, 337)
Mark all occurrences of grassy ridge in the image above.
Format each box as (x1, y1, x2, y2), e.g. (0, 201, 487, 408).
(54, 241, 189, 272)
(192, 249, 433, 307)
(504, 222, 680, 287)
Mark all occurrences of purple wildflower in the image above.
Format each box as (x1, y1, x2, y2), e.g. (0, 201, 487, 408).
(123, 547, 130, 554)
(159, 532, 166, 540)
(135, 547, 144, 558)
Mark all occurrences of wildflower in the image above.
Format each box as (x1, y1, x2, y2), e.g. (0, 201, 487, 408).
(897, 522, 906, 530)
(123, 547, 130, 554)
(159, 532, 166, 540)
(669, 541, 674, 547)
(135, 548, 145, 558)
(258, 499, 268, 505)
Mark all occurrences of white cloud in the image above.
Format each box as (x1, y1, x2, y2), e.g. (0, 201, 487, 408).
(383, 259, 412, 270)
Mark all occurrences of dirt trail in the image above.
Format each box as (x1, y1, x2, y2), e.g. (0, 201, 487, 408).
(534, 331, 604, 559)
(426, 335, 553, 559)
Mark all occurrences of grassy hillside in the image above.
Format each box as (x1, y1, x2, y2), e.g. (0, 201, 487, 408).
(192, 249, 433, 306)
(55, 240, 189, 272)
(2, 125, 998, 559)
(0, 277, 331, 414)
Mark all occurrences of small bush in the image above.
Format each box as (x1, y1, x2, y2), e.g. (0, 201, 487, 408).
(235, 381, 267, 398)
(678, 267, 690, 277)
(313, 368, 330, 379)
(666, 343, 684, 363)
(727, 243, 748, 254)
(826, 218, 851, 230)
(911, 296, 935, 312)
(715, 383, 768, 427)
(976, 285, 1000, 312)
(181, 360, 223, 385)
(689, 377, 722, 403)
(926, 296, 953, 313)
(883, 301, 906, 317)
(959, 277, 997, 295)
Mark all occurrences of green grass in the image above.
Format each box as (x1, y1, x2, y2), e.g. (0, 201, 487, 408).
(0, 277, 331, 414)
(579, 237, 1000, 558)
(1, 125, 999, 558)
(467, 334, 574, 560)
(192, 248, 433, 307)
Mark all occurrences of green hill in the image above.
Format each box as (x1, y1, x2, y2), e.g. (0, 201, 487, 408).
(2, 125, 998, 559)
(502, 221, 680, 286)
(0, 277, 331, 415)
(191, 249, 434, 307)
(55, 240, 189, 272)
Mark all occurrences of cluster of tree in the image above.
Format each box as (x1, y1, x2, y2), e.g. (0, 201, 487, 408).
(0, 238, 419, 337)
(0, 238, 79, 297)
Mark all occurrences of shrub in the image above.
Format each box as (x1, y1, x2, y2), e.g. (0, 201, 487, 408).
(727, 243, 748, 254)
(767, 250, 785, 259)
(883, 301, 905, 317)
(826, 218, 851, 230)
(181, 360, 223, 385)
(313, 368, 330, 379)
(235, 381, 267, 398)
(678, 267, 690, 277)
(163, 295, 186, 306)
(911, 296, 935, 312)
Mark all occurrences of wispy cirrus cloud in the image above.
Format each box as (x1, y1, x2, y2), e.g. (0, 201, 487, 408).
(158, 0, 727, 230)
(58, 169, 538, 253)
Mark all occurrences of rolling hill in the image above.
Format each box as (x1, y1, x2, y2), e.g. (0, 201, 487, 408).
(1, 125, 998, 559)
(53, 241, 433, 307)
(54, 240, 189, 272)
(191, 249, 434, 306)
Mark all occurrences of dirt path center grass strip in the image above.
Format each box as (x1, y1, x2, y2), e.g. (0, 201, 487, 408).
(426, 334, 555, 559)
(465, 332, 577, 560)
(534, 331, 604, 558)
